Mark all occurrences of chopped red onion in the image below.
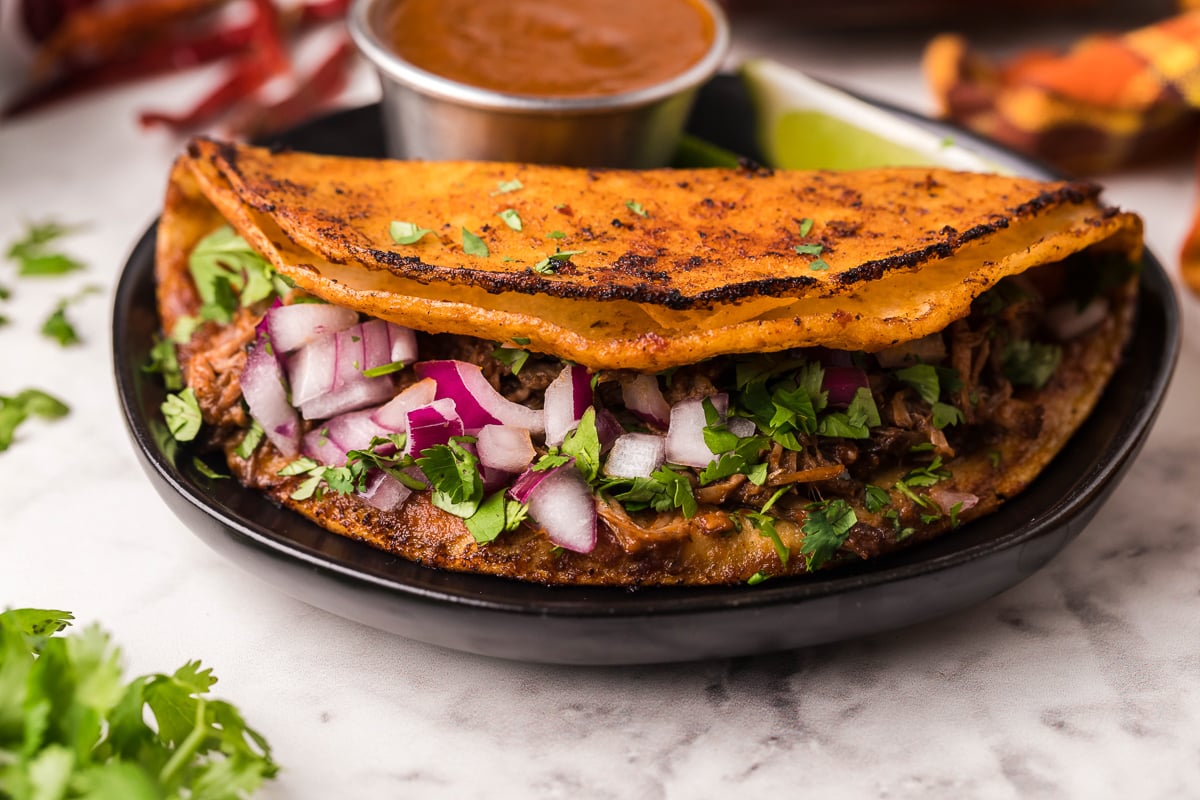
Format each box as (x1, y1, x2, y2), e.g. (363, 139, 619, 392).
(302, 427, 347, 466)
(359, 319, 394, 372)
(240, 336, 299, 457)
(544, 365, 593, 446)
(387, 323, 419, 364)
(508, 464, 556, 504)
(415, 360, 546, 434)
(287, 332, 337, 407)
(727, 416, 757, 439)
(603, 433, 666, 478)
(358, 471, 412, 511)
(479, 462, 512, 494)
(822, 366, 870, 408)
(264, 303, 358, 353)
(875, 333, 947, 369)
(476, 424, 536, 473)
(621, 374, 670, 429)
(298, 376, 395, 421)
(595, 408, 626, 454)
(401, 398, 465, 457)
(665, 394, 727, 468)
(1045, 297, 1109, 341)
(371, 378, 437, 431)
(525, 465, 597, 553)
(930, 487, 980, 516)
(324, 408, 395, 453)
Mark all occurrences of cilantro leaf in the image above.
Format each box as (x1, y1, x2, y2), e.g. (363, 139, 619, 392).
(625, 200, 648, 217)
(1003, 339, 1062, 389)
(561, 407, 601, 483)
(464, 491, 528, 544)
(800, 499, 857, 570)
(188, 226, 279, 324)
(235, 421, 265, 459)
(143, 337, 183, 391)
(492, 179, 523, 195)
(601, 465, 697, 518)
(191, 456, 228, 480)
(533, 249, 585, 274)
(931, 401, 964, 429)
(492, 345, 530, 375)
(498, 209, 522, 231)
(895, 363, 940, 404)
(5, 221, 86, 276)
(793, 243, 823, 256)
(362, 360, 406, 378)
(0, 608, 276, 797)
(745, 510, 789, 566)
(415, 439, 484, 517)
(864, 484, 890, 514)
(798, 218, 815, 237)
(461, 228, 489, 258)
(40, 303, 80, 346)
(161, 388, 202, 443)
(390, 220, 435, 244)
(0, 389, 69, 452)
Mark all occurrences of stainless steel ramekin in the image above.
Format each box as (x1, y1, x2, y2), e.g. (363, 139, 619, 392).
(348, 0, 730, 167)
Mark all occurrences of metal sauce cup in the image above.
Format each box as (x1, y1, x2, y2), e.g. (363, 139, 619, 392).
(348, 0, 730, 167)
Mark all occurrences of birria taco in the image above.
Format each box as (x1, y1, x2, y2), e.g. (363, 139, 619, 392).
(153, 138, 1142, 586)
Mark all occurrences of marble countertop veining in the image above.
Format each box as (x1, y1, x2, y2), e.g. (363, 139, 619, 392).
(2, 15, 1199, 800)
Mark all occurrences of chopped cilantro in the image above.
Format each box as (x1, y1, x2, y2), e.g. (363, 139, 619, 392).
(40, 284, 100, 347)
(896, 363, 940, 404)
(949, 501, 964, 527)
(416, 438, 484, 517)
(800, 498, 857, 570)
(461, 227, 489, 258)
(931, 401, 964, 429)
(5, 221, 86, 276)
(744, 510, 789, 566)
(390, 220, 435, 244)
(600, 465, 697, 518)
(512, 336, 531, 345)
(235, 420, 265, 459)
(161, 388, 202, 443)
(362, 360, 406, 378)
(1003, 339, 1062, 389)
(747, 571, 770, 585)
(143, 336, 183, 391)
(498, 208, 523, 231)
(988, 450, 1002, 469)
(188, 226, 280, 324)
(548, 230, 566, 239)
(492, 345, 530, 375)
(865, 484, 890, 514)
(817, 387, 880, 439)
(533, 249, 584, 273)
(798, 218, 814, 237)
(492, 179, 523, 195)
(809, 258, 830, 271)
(793, 243, 823, 256)
(0, 388, 69, 452)
(625, 200, 648, 217)
(192, 456, 228, 480)
(561, 407, 602, 482)
(532, 450, 571, 472)
(464, 490, 529, 544)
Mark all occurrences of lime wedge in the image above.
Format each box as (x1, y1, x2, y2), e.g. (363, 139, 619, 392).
(741, 59, 999, 172)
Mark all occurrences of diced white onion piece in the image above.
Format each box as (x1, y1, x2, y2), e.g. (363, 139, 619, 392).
(325, 408, 395, 453)
(264, 303, 358, 353)
(479, 462, 511, 494)
(727, 416, 757, 439)
(930, 487, 980, 516)
(476, 424, 536, 473)
(240, 337, 300, 457)
(1045, 297, 1109, 341)
(875, 333, 947, 368)
(526, 466, 597, 553)
(302, 427, 347, 466)
(603, 433, 666, 478)
(287, 333, 337, 407)
(544, 365, 593, 446)
(665, 394, 727, 468)
(414, 360, 545, 434)
(358, 471, 412, 511)
(387, 323, 419, 365)
(402, 398, 465, 457)
(333, 326, 366, 390)
(299, 377, 395, 421)
(621, 374, 671, 429)
(371, 378, 438, 431)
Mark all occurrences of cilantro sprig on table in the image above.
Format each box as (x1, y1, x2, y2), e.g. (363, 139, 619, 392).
(0, 608, 277, 798)
(0, 389, 69, 452)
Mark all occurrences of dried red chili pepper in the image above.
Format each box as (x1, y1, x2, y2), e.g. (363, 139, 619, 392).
(230, 36, 357, 139)
(139, 54, 274, 132)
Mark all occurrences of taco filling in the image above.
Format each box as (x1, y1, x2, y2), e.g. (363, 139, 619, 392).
(151, 139, 1142, 586)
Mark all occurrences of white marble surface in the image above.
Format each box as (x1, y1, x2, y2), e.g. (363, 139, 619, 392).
(2, 15, 1200, 800)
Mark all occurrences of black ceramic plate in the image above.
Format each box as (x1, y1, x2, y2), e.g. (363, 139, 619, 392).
(114, 77, 1179, 665)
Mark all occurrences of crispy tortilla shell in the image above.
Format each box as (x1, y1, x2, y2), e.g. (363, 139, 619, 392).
(164, 138, 1142, 371)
